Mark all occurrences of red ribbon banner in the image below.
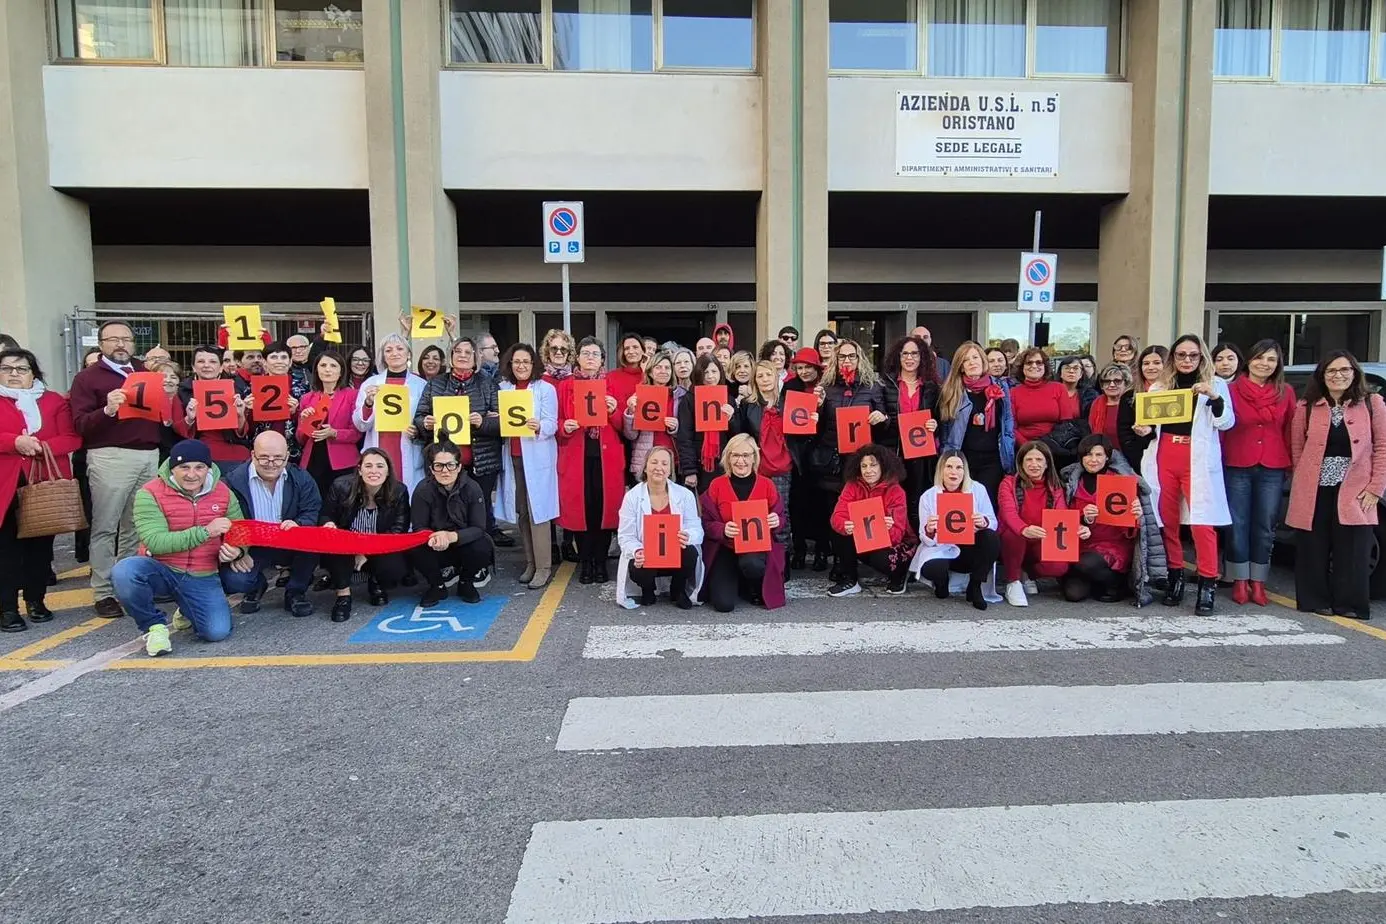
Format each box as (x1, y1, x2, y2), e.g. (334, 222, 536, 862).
(226, 521, 433, 555)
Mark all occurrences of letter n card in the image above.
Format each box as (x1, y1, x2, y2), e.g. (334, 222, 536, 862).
(732, 500, 771, 554)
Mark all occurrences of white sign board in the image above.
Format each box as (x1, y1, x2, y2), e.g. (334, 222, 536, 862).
(543, 201, 585, 264)
(1018, 252, 1058, 311)
(896, 90, 1061, 178)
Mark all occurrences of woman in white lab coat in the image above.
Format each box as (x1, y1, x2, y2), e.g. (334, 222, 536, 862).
(910, 450, 1003, 610)
(615, 446, 705, 610)
(495, 343, 560, 589)
(352, 333, 428, 493)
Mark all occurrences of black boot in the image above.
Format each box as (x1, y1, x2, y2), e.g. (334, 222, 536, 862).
(920, 561, 952, 599)
(965, 579, 988, 611)
(811, 549, 829, 572)
(0, 609, 25, 633)
(1162, 569, 1186, 607)
(579, 557, 594, 585)
(1195, 576, 1216, 616)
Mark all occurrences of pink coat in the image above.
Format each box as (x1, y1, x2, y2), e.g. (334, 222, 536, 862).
(1287, 394, 1386, 529)
(297, 388, 361, 472)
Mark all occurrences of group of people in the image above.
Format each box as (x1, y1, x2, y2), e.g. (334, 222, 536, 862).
(0, 317, 1382, 655)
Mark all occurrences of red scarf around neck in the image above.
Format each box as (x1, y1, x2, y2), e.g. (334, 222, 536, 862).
(963, 375, 1001, 430)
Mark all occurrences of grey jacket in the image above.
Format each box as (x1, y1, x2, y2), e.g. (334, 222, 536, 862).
(1060, 453, 1168, 605)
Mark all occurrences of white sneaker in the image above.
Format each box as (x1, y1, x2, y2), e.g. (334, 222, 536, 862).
(1005, 581, 1030, 607)
(1022, 577, 1038, 595)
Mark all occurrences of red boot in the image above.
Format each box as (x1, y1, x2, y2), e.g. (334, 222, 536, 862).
(1230, 580, 1249, 605)
(1249, 581, 1268, 606)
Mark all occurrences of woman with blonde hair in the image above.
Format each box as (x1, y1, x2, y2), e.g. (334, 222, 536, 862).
(936, 340, 1016, 505)
(699, 433, 788, 612)
(622, 351, 679, 481)
(910, 450, 1001, 610)
(615, 445, 703, 609)
(727, 351, 755, 404)
(1142, 334, 1234, 614)
(539, 329, 576, 386)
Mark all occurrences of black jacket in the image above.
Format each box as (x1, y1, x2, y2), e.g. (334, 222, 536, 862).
(731, 393, 806, 472)
(878, 374, 940, 454)
(410, 474, 488, 546)
(413, 371, 502, 477)
(674, 384, 735, 480)
(319, 473, 411, 534)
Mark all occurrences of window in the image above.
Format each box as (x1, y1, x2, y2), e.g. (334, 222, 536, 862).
(1214, 0, 1272, 77)
(829, 0, 918, 71)
(275, 0, 364, 62)
(53, 0, 157, 60)
(448, 0, 543, 65)
(661, 0, 753, 69)
(1280, 0, 1371, 83)
(1034, 0, 1121, 75)
(553, 0, 653, 72)
(165, 0, 265, 67)
(928, 0, 1026, 77)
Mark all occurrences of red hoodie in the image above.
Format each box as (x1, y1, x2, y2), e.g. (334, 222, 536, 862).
(713, 322, 735, 351)
(830, 478, 914, 546)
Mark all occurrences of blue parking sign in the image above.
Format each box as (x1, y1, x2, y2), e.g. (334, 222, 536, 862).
(548, 241, 560, 254)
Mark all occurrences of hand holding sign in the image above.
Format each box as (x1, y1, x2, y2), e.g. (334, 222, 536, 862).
(782, 390, 818, 435)
(1041, 509, 1081, 563)
(194, 379, 238, 431)
(433, 396, 471, 444)
(848, 496, 891, 553)
(897, 409, 937, 459)
(731, 500, 771, 554)
(499, 390, 535, 437)
(373, 384, 411, 433)
(320, 297, 342, 343)
(572, 380, 607, 427)
(936, 492, 975, 545)
(694, 385, 730, 433)
(118, 372, 168, 421)
(1095, 474, 1139, 527)
(224, 305, 264, 350)
(411, 306, 446, 339)
(251, 376, 291, 422)
(836, 405, 872, 454)
(634, 385, 668, 433)
(642, 514, 682, 569)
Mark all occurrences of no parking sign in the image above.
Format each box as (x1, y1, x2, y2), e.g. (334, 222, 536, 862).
(543, 201, 585, 264)
(1018, 251, 1057, 311)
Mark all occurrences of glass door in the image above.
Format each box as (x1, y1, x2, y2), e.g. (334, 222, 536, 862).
(1211, 311, 1377, 366)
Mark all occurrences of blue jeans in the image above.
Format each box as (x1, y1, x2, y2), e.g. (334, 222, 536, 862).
(110, 556, 234, 642)
(1223, 465, 1287, 581)
(221, 547, 318, 596)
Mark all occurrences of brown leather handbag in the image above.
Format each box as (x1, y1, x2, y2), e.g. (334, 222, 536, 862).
(16, 442, 88, 539)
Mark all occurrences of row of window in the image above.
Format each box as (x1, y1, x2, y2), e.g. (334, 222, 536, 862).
(53, 0, 364, 65)
(1215, 0, 1386, 83)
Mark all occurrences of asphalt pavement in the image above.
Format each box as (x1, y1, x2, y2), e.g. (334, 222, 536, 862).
(3, 542, 1386, 924)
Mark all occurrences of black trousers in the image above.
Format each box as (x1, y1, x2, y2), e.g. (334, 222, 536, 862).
(579, 447, 611, 563)
(705, 549, 767, 613)
(322, 552, 410, 591)
(830, 531, 904, 582)
(630, 545, 698, 601)
(968, 454, 1004, 510)
(919, 527, 1001, 588)
(410, 535, 495, 589)
(1296, 484, 1373, 617)
(790, 473, 831, 554)
(0, 496, 55, 610)
(1063, 551, 1120, 602)
(472, 469, 499, 534)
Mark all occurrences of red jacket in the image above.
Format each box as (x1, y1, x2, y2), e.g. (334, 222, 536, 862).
(606, 365, 644, 420)
(830, 478, 914, 547)
(297, 388, 361, 472)
(555, 375, 626, 532)
(1223, 377, 1295, 470)
(998, 474, 1068, 536)
(0, 391, 81, 515)
(1011, 380, 1070, 444)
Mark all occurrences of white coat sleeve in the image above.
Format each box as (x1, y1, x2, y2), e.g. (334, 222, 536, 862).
(617, 487, 643, 556)
(353, 375, 376, 433)
(918, 489, 939, 547)
(1210, 376, 1235, 432)
(537, 382, 559, 439)
(974, 485, 999, 531)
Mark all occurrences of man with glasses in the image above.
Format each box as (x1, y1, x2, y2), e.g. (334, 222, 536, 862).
(69, 321, 166, 618)
(286, 334, 313, 393)
(222, 431, 322, 617)
(477, 332, 501, 379)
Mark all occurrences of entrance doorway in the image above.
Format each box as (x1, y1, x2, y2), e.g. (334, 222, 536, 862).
(1211, 311, 1377, 366)
(612, 312, 716, 350)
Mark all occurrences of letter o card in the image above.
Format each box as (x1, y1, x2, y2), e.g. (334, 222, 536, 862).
(732, 500, 771, 554)
(936, 492, 975, 545)
(836, 405, 872, 454)
(635, 384, 668, 433)
(782, 390, 818, 435)
(118, 372, 167, 421)
(694, 385, 729, 432)
(373, 384, 411, 433)
(897, 409, 937, 460)
(572, 379, 607, 427)
(433, 395, 471, 445)
(499, 390, 534, 438)
(250, 375, 291, 422)
(1096, 474, 1138, 527)
(848, 496, 890, 554)
(1041, 509, 1081, 563)
(642, 514, 682, 569)
(194, 379, 238, 431)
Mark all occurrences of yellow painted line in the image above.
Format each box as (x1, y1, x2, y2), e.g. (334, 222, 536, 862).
(57, 565, 91, 581)
(1264, 588, 1386, 643)
(45, 587, 97, 612)
(0, 617, 113, 663)
(102, 562, 577, 671)
(0, 659, 70, 672)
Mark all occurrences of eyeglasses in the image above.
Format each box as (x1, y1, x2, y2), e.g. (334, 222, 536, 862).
(729, 452, 756, 460)
(1023, 360, 1046, 368)
(780, 335, 797, 343)
(837, 352, 858, 361)
(900, 349, 921, 357)
(578, 350, 603, 359)
(0, 365, 32, 374)
(1173, 351, 1202, 361)
(100, 336, 134, 344)
(289, 344, 310, 352)
(352, 357, 370, 364)
(431, 461, 461, 472)
(1114, 345, 1135, 354)
(1101, 378, 1125, 387)
(254, 455, 286, 466)
(1325, 368, 1355, 378)
(549, 346, 569, 354)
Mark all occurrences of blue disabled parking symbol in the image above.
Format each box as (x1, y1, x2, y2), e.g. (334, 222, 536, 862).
(347, 595, 505, 644)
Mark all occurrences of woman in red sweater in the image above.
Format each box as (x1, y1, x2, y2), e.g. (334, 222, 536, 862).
(556, 337, 627, 584)
(1087, 362, 1131, 450)
(700, 433, 788, 612)
(827, 445, 919, 597)
(1011, 348, 1075, 444)
(998, 440, 1089, 607)
(1223, 338, 1295, 605)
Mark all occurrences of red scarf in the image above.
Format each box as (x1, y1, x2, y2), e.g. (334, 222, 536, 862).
(701, 430, 722, 474)
(453, 370, 474, 383)
(1088, 396, 1119, 437)
(1232, 374, 1281, 413)
(227, 521, 430, 555)
(963, 375, 1002, 430)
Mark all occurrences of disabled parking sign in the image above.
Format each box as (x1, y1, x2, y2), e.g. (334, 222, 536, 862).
(347, 595, 505, 644)
(1018, 252, 1057, 312)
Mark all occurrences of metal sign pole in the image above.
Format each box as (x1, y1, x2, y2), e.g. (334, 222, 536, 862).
(1029, 210, 1042, 348)
(562, 263, 572, 335)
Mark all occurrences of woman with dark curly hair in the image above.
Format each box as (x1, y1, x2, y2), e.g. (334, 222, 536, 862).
(879, 335, 940, 526)
(827, 445, 918, 597)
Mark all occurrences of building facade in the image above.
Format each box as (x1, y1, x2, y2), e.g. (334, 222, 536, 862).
(2, 0, 1384, 376)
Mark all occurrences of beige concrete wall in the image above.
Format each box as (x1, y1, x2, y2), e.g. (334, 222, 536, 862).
(43, 66, 368, 189)
(439, 72, 762, 191)
(1210, 83, 1386, 197)
(0, 2, 93, 373)
(830, 77, 1132, 193)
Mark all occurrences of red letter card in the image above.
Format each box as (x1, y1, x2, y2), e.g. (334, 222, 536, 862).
(836, 405, 872, 454)
(782, 389, 818, 435)
(634, 384, 667, 433)
(251, 375, 291, 422)
(849, 495, 891, 553)
(1041, 509, 1081, 563)
(642, 514, 682, 569)
(936, 491, 975, 545)
(732, 500, 771, 554)
(897, 409, 937, 460)
(694, 385, 730, 432)
(193, 379, 237, 431)
(572, 379, 607, 428)
(1095, 474, 1138, 527)
(118, 372, 168, 421)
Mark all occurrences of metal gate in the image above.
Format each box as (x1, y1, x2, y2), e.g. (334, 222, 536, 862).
(63, 306, 375, 382)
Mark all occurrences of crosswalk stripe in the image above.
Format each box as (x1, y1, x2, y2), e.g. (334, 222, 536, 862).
(582, 613, 1342, 660)
(504, 792, 1386, 923)
(556, 678, 1386, 751)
